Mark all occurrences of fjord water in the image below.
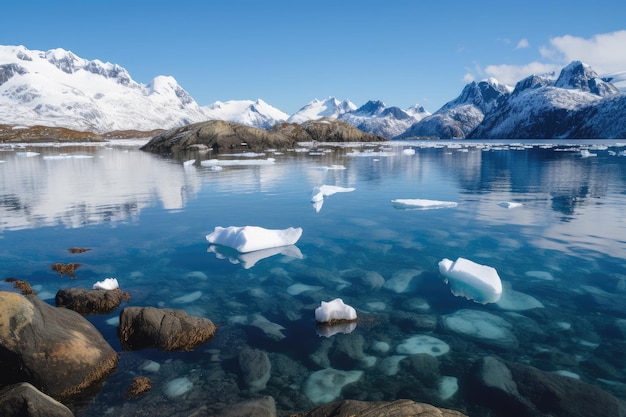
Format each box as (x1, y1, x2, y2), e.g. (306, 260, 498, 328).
(1, 140, 625, 416)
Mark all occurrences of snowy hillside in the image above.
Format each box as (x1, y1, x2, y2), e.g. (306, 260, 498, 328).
(338, 100, 430, 139)
(469, 61, 625, 139)
(287, 97, 356, 124)
(203, 99, 288, 129)
(0, 45, 209, 133)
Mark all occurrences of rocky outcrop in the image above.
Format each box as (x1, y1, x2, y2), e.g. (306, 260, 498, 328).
(271, 117, 386, 143)
(140, 118, 386, 155)
(0, 383, 74, 417)
(292, 399, 468, 417)
(238, 348, 271, 392)
(140, 120, 296, 154)
(118, 306, 216, 351)
(0, 292, 118, 400)
(55, 287, 130, 315)
(469, 355, 626, 417)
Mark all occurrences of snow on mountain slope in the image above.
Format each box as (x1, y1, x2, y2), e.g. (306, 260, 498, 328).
(287, 97, 356, 123)
(338, 100, 430, 139)
(0, 45, 208, 133)
(203, 99, 288, 129)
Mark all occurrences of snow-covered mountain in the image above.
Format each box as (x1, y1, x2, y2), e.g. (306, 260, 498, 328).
(399, 78, 513, 139)
(0, 45, 209, 133)
(287, 97, 356, 123)
(469, 61, 625, 139)
(337, 100, 430, 139)
(203, 99, 288, 129)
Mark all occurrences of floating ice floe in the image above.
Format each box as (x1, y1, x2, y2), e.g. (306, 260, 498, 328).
(441, 309, 518, 349)
(315, 298, 357, 323)
(200, 158, 275, 166)
(580, 149, 597, 157)
(92, 277, 119, 290)
(438, 257, 502, 304)
(391, 199, 458, 210)
(303, 368, 364, 404)
(206, 225, 302, 253)
(183, 159, 195, 166)
(396, 334, 450, 357)
(498, 202, 523, 209)
(16, 151, 40, 157)
(208, 243, 303, 269)
(402, 148, 416, 155)
(311, 184, 356, 212)
(141, 360, 161, 373)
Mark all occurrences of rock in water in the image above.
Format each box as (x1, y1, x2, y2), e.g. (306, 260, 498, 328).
(0, 383, 75, 417)
(118, 306, 216, 351)
(238, 348, 271, 392)
(0, 292, 118, 401)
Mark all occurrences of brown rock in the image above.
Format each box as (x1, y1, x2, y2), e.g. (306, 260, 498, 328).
(291, 399, 468, 417)
(118, 306, 216, 351)
(4, 277, 36, 295)
(0, 382, 74, 417)
(126, 376, 152, 399)
(55, 287, 130, 315)
(51, 263, 80, 278)
(0, 292, 118, 401)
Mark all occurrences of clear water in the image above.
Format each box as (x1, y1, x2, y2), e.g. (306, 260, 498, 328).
(1, 140, 626, 416)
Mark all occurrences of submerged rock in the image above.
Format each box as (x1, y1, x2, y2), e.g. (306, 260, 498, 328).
(118, 306, 216, 351)
(292, 399, 468, 417)
(239, 348, 271, 392)
(0, 292, 118, 401)
(55, 287, 130, 315)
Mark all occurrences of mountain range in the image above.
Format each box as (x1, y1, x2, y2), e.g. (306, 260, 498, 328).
(1, 44, 625, 139)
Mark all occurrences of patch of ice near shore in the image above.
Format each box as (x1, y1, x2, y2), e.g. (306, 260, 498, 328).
(396, 335, 450, 357)
(141, 360, 161, 373)
(200, 158, 275, 166)
(92, 277, 119, 290)
(498, 202, 523, 208)
(303, 368, 364, 404)
(315, 298, 357, 323)
(391, 199, 458, 210)
(438, 257, 502, 304)
(441, 309, 518, 349)
(496, 286, 544, 311)
(206, 225, 302, 253)
(164, 377, 193, 399)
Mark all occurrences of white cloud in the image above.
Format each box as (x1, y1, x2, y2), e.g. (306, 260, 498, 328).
(516, 38, 529, 49)
(483, 62, 560, 86)
(463, 73, 475, 83)
(540, 30, 626, 73)
(470, 30, 626, 86)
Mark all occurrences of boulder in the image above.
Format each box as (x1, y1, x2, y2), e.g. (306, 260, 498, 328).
(55, 287, 130, 315)
(118, 306, 216, 351)
(470, 355, 626, 417)
(292, 399, 468, 417)
(210, 395, 276, 417)
(0, 292, 118, 400)
(271, 118, 387, 143)
(0, 383, 74, 417)
(238, 348, 271, 392)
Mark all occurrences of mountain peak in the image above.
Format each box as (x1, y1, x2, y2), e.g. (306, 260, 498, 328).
(555, 61, 619, 96)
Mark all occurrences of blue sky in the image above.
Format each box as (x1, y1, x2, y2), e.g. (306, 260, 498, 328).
(2, 0, 625, 114)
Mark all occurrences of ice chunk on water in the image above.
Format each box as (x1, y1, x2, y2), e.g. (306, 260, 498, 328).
(315, 298, 357, 323)
(200, 158, 275, 166)
(438, 257, 502, 304)
(206, 225, 302, 253)
(391, 199, 458, 210)
(310, 185, 355, 203)
(208, 243, 303, 269)
(498, 202, 523, 209)
(92, 277, 119, 290)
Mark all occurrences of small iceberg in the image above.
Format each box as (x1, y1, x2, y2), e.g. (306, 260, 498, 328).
(206, 225, 302, 253)
(402, 148, 416, 155)
(200, 158, 275, 166)
(580, 149, 597, 157)
(310, 185, 355, 203)
(16, 151, 40, 157)
(315, 298, 357, 323)
(183, 159, 195, 166)
(438, 257, 502, 304)
(391, 199, 458, 210)
(92, 277, 119, 290)
(498, 201, 523, 209)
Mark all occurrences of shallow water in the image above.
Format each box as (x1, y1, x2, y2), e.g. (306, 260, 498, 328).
(1, 139, 626, 416)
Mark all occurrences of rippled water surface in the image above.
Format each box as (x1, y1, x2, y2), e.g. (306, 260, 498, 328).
(1, 140, 625, 416)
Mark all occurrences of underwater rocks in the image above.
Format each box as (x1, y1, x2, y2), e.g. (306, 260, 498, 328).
(118, 306, 216, 351)
(0, 292, 118, 401)
(55, 287, 130, 315)
(238, 348, 272, 392)
(292, 399, 468, 417)
(470, 356, 626, 417)
(0, 382, 75, 417)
